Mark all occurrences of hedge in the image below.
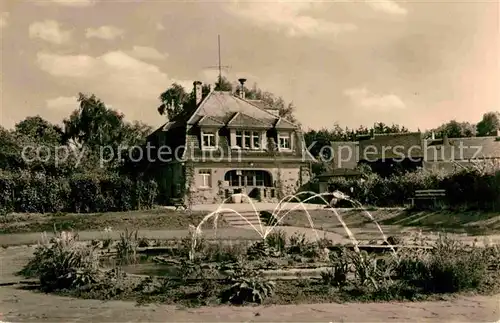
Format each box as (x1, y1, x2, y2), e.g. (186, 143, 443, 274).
(0, 170, 158, 214)
(327, 168, 500, 211)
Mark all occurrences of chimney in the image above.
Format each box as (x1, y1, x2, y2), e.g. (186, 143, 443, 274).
(431, 132, 435, 140)
(238, 78, 246, 99)
(194, 81, 202, 105)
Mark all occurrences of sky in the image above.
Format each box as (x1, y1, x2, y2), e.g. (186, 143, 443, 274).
(0, 0, 498, 132)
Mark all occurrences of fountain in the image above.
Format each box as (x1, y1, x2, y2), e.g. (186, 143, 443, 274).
(189, 191, 400, 261)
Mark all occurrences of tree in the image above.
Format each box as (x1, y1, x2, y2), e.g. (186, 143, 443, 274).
(372, 122, 409, 134)
(14, 116, 64, 145)
(0, 126, 29, 170)
(430, 120, 476, 138)
(158, 83, 211, 120)
(476, 112, 500, 137)
(214, 76, 233, 91)
(245, 83, 298, 124)
(64, 93, 151, 149)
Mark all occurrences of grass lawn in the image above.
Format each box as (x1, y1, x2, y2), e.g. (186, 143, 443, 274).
(1, 207, 500, 236)
(0, 208, 228, 234)
(279, 209, 500, 236)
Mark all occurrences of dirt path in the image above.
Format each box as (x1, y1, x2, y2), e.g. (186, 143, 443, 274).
(0, 286, 498, 322)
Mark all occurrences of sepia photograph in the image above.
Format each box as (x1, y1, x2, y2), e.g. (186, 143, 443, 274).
(0, 0, 499, 322)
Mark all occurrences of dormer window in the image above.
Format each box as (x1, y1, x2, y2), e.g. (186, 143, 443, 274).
(278, 132, 291, 150)
(236, 130, 243, 148)
(252, 132, 260, 149)
(234, 130, 262, 150)
(201, 130, 217, 150)
(244, 131, 251, 148)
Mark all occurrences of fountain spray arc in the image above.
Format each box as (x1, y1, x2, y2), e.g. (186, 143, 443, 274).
(189, 191, 399, 261)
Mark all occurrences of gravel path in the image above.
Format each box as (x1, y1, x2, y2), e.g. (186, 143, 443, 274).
(0, 286, 498, 322)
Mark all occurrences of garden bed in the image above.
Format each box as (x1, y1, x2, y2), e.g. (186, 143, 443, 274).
(17, 228, 500, 307)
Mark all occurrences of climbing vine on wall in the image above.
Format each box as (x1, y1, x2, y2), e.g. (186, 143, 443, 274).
(184, 160, 195, 213)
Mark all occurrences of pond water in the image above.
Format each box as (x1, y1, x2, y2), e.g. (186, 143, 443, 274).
(121, 263, 179, 276)
(120, 261, 335, 279)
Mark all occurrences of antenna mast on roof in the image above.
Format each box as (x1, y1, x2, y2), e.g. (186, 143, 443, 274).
(205, 35, 231, 86)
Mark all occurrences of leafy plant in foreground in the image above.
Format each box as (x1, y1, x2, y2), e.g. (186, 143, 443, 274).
(116, 228, 139, 264)
(265, 229, 286, 252)
(20, 230, 99, 292)
(321, 247, 349, 287)
(220, 262, 275, 304)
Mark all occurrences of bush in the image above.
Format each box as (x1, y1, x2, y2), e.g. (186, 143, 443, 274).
(265, 229, 286, 252)
(0, 171, 158, 213)
(328, 167, 500, 210)
(220, 263, 275, 304)
(20, 230, 99, 292)
(396, 235, 489, 293)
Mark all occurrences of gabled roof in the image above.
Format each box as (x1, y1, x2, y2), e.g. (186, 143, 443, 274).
(275, 117, 297, 130)
(197, 115, 225, 128)
(226, 112, 273, 129)
(187, 91, 278, 126)
(358, 132, 424, 160)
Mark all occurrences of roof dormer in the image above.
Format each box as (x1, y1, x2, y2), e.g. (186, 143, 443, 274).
(226, 112, 272, 129)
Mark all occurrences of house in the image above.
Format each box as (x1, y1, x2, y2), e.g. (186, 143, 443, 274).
(328, 132, 425, 176)
(147, 79, 316, 205)
(326, 130, 500, 177)
(423, 132, 500, 174)
(357, 132, 424, 176)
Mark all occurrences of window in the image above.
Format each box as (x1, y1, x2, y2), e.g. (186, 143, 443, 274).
(244, 131, 251, 149)
(235, 131, 243, 148)
(278, 133, 291, 150)
(198, 169, 211, 188)
(252, 131, 260, 149)
(233, 130, 261, 150)
(202, 132, 216, 149)
(255, 171, 264, 186)
(243, 170, 255, 186)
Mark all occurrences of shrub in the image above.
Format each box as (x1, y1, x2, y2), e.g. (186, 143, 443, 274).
(0, 171, 158, 213)
(116, 228, 139, 265)
(265, 229, 286, 252)
(288, 232, 308, 254)
(328, 167, 500, 210)
(222, 277, 275, 304)
(0, 171, 15, 214)
(203, 241, 247, 263)
(396, 235, 489, 293)
(220, 263, 275, 304)
(20, 230, 99, 292)
(322, 248, 349, 287)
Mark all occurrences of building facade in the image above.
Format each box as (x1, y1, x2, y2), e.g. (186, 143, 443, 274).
(147, 80, 316, 205)
(327, 130, 500, 176)
(423, 133, 500, 174)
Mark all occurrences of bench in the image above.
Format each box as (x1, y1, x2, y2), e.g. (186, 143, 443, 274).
(170, 198, 187, 211)
(409, 189, 446, 208)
